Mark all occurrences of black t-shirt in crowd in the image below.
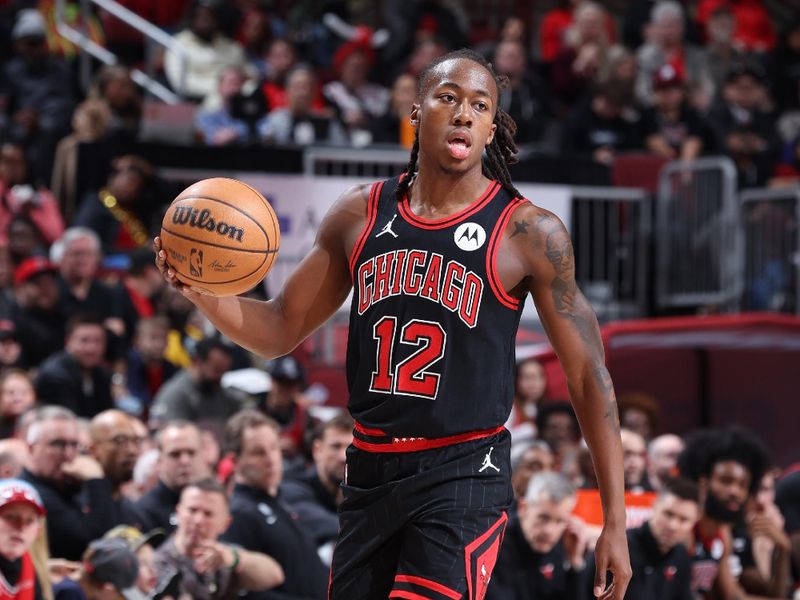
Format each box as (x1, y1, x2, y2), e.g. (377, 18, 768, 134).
(640, 103, 708, 153)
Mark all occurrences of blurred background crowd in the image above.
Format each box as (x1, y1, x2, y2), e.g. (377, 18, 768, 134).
(0, 0, 798, 599)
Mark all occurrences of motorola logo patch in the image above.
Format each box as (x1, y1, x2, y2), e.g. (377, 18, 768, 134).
(454, 222, 487, 251)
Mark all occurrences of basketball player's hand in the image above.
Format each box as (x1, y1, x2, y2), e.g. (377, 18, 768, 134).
(153, 237, 198, 298)
(593, 525, 631, 599)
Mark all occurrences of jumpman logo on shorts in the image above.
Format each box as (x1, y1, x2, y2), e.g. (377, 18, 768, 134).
(376, 214, 399, 238)
(478, 447, 500, 473)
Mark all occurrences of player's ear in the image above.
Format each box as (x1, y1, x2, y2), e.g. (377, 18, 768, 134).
(410, 103, 420, 127)
(486, 122, 497, 146)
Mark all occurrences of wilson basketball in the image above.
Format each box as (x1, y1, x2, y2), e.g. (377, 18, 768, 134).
(160, 178, 280, 297)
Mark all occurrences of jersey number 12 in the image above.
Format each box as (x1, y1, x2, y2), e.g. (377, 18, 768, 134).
(369, 316, 446, 400)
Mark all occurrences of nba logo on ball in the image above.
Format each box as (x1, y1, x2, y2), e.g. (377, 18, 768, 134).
(160, 178, 280, 297)
(454, 222, 486, 251)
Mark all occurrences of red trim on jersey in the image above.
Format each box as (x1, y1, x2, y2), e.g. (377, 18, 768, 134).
(393, 575, 460, 599)
(348, 181, 384, 278)
(352, 426, 504, 453)
(388, 591, 432, 600)
(464, 512, 508, 600)
(398, 180, 500, 230)
(486, 198, 527, 310)
(353, 421, 388, 436)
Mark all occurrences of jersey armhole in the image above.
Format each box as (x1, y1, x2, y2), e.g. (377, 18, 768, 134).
(348, 180, 384, 279)
(486, 198, 528, 310)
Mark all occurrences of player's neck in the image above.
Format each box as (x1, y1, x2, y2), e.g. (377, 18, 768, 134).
(409, 168, 492, 216)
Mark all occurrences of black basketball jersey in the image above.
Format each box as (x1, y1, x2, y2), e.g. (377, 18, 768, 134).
(346, 176, 527, 439)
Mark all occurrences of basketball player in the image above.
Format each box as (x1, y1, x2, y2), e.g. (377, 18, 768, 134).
(155, 48, 631, 599)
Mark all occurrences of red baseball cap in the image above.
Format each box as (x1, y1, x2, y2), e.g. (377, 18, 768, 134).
(14, 256, 58, 286)
(0, 479, 46, 516)
(653, 64, 684, 90)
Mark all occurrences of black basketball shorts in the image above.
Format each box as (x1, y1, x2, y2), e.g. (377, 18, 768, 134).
(329, 428, 513, 600)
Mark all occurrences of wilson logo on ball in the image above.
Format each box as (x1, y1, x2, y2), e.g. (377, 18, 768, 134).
(171, 205, 245, 242)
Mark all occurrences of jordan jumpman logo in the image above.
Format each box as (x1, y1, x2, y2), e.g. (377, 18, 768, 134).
(376, 214, 398, 238)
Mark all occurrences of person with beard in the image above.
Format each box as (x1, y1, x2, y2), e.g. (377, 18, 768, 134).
(87, 410, 145, 526)
(486, 471, 590, 600)
(149, 337, 243, 441)
(6, 257, 64, 368)
(20, 406, 119, 560)
(621, 477, 699, 600)
(34, 314, 113, 419)
(135, 421, 208, 537)
(677, 428, 776, 600)
(281, 414, 353, 560)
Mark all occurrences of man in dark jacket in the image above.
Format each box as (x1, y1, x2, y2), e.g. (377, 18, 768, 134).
(20, 406, 120, 560)
(220, 410, 329, 599)
(34, 314, 113, 418)
(487, 472, 590, 600)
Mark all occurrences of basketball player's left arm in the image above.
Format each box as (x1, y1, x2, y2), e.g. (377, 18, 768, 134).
(510, 205, 631, 600)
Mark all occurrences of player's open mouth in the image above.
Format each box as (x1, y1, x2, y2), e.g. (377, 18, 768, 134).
(447, 130, 472, 159)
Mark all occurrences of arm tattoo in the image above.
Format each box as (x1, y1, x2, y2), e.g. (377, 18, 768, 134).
(511, 220, 529, 238)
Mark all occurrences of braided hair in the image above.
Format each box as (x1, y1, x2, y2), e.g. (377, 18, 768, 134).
(395, 48, 522, 203)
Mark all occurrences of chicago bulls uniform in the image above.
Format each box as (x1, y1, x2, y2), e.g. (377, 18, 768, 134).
(329, 176, 527, 599)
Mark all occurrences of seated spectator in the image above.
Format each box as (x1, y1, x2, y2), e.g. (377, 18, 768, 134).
(136, 421, 207, 535)
(551, 2, 611, 113)
(53, 227, 127, 343)
(260, 355, 308, 463)
(2, 9, 75, 183)
(368, 72, 417, 146)
(636, 2, 713, 111)
(121, 316, 179, 419)
(153, 478, 284, 599)
(614, 477, 699, 600)
(34, 314, 113, 419)
(560, 81, 645, 167)
(0, 438, 30, 478)
(595, 45, 637, 103)
(617, 392, 660, 442)
(52, 538, 139, 600)
(507, 357, 549, 443)
(0, 140, 64, 246)
(696, 0, 776, 54)
(74, 156, 161, 256)
(195, 65, 252, 146)
(404, 38, 447, 79)
(642, 65, 706, 161)
(323, 39, 390, 142)
(493, 40, 553, 145)
(705, 7, 747, 98)
(282, 413, 353, 557)
(21, 406, 120, 560)
(51, 99, 112, 222)
(743, 468, 791, 597)
(150, 337, 243, 439)
(677, 428, 772, 600)
(0, 369, 36, 438)
(0, 479, 47, 600)
(775, 468, 800, 589)
(486, 472, 589, 600)
(103, 526, 164, 599)
(87, 410, 144, 525)
(221, 410, 328, 598)
(129, 447, 160, 502)
(255, 38, 298, 108)
(6, 256, 64, 367)
(536, 402, 582, 468)
(89, 66, 142, 144)
(7, 215, 48, 267)
(647, 433, 685, 493)
(259, 64, 347, 146)
(621, 428, 653, 492)
(510, 440, 555, 499)
(706, 62, 780, 187)
(164, 0, 248, 101)
(0, 320, 25, 371)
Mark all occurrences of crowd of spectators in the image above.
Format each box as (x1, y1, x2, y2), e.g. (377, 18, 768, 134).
(0, 1, 797, 599)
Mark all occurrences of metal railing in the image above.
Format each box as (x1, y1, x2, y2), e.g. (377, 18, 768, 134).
(571, 186, 651, 320)
(740, 188, 800, 314)
(54, 0, 186, 103)
(656, 157, 740, 311)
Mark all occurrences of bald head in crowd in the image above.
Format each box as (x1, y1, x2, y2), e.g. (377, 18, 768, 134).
(88, 410, 142, 494)
(648, 434, 684, 492)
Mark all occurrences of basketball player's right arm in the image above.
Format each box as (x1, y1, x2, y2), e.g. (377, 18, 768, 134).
(155, 185, 369, 358)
